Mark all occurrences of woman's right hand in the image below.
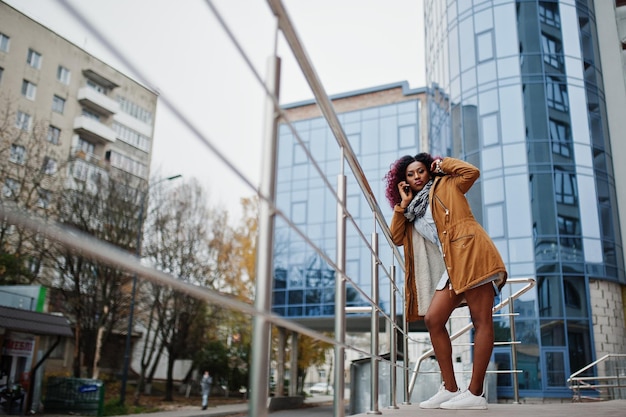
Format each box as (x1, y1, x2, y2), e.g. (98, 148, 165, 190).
(397, 182, 412, 209)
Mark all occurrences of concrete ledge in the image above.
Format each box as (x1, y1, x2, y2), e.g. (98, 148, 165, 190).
(268, 395, 305, 411)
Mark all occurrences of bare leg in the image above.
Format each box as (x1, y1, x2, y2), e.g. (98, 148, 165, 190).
(463, 283, 495, 396)
(424, 286, 464, 392)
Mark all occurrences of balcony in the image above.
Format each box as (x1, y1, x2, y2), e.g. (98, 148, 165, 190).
(77, 87, 119, 116)
(73, 116, 116, 144)
(71, 147, 102, 165)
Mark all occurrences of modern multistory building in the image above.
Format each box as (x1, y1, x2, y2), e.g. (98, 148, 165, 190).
(274, 82, 428, 396)
(424, 0, 626, 399)
(276, 0, 626, 401)
(274, 82, 427, 333)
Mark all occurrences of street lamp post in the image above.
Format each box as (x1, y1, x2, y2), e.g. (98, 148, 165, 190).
(119, 174, 182, 405)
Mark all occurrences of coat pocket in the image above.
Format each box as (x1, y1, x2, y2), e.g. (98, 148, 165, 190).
(450, 234, 475, 249)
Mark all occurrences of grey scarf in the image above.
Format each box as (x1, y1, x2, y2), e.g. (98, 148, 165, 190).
(404, 180, 433, 222)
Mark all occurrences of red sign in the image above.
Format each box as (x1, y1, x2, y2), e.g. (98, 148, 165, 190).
(4, 339, 34, 356)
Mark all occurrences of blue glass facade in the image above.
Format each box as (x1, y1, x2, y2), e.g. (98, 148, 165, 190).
(273, 83, 425, 324)
(425, 0, 624, 399)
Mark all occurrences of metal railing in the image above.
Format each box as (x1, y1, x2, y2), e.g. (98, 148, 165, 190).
(568, 353, 626, 401)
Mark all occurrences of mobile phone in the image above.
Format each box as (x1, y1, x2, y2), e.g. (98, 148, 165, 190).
(403, 185, 410, 193)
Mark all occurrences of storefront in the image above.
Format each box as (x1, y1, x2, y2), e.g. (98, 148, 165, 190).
(0, 305, 73, 414)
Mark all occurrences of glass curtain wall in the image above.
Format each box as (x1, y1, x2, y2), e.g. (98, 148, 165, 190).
(272, 96, 422, 324)
(424, 0, 623, 399)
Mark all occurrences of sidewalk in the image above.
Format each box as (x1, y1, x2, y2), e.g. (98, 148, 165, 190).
(109, 395, 335, 417)
(101, 397, 626, 417)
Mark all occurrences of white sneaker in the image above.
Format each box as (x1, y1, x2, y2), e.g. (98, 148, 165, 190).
(440, 389, 487, 410)
(419, 383, 461, 409)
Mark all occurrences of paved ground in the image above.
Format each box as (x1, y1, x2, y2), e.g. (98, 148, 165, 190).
(99, 396, 626, 417)
(351, 400, 626, 417)
(36, 396, 626, 417)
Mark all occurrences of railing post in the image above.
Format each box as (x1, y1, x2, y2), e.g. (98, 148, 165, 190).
(403, 298, 411, 404)
(290, 331, 298, 397)
(334, 159, 347, 417)
(368, 229, 381, 414)
(249, 54, 281, 417)
(389, 265, 398, 409)
(509, 295, 520, 404)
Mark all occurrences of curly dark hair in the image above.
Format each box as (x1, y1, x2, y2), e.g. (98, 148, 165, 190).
(383, 152, 435, 208)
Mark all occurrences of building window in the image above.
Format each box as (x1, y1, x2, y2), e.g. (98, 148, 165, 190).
(26, 48, 42, 69)
(486, 204, 505, 238)
(108, 151, 148, 178)
(77, 137, 96, 155)
(476, 30, 495, 63)
(347, 133, 361, 154)
(52, 95, 66, 113)
(3, 178, 20, 198)
(293, 143, 308, 165)
(539, 3, 561, 28)
(0, 67, 4, 84)
(541, 33, 564, 69)
(554, 169, 577, 205)
(37, 189, 50, 209)
(563, 280, 581, 310)
(21, 80, 37, 100)
(546, 77, 568, 112)
(481, 113, 500, 147)
(113, 122, 151, 151)
(86, 78, 108, 95)
(57, 65, 71, 85)
(47, 125, 61, 144)
(81, 108, 101, 121)
(72, 159, 88, 181)
(117, 96, 153, 124)
(549, 119, 571, 157)
(15, 111, 32, 131)
(0, 33, 10, 53)
(399, 124, 416, 149)
(558, 215, 579, 249)
(43, 157, 58, 175)
(291, 201, 307, 224)
(9, 144, 26, 165)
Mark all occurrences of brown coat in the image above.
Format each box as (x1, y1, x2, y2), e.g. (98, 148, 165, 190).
(390, 157, 507, 322)
(430, 157, 507, 294)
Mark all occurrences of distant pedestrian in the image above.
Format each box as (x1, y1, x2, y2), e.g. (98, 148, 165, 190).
(200, 370, 212, 410)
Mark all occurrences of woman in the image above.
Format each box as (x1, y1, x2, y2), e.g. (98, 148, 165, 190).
(385, 153, 507, 410)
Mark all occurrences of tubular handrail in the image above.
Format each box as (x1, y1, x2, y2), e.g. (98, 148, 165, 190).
(408, 277, 536, 397)
(265, 0, 405, 267)
(568, 353, 626, 401)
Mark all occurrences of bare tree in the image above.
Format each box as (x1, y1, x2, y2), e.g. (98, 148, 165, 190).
(0, 95, 65, 284)
(141, 179, 217, 401)
(51, 170, 144, 377)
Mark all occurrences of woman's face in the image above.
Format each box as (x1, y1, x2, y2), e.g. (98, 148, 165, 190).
(405, 161, 430, 192)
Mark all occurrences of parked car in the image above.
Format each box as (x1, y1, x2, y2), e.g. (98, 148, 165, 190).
(309, 382, 333, 395)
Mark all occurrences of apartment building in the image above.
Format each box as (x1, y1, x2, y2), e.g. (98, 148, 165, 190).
(0, 2, 157, 197)
(0, 3, 158, 408)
